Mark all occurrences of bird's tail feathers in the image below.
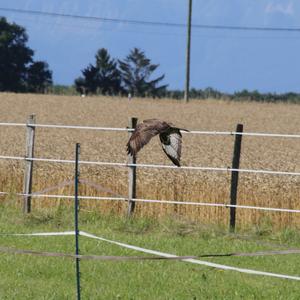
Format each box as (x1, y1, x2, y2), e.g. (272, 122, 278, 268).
(177, 128, 190, 132)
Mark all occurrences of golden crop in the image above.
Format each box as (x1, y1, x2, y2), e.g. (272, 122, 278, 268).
(0, 93, 299, 229)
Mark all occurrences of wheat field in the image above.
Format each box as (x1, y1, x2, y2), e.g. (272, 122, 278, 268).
(0, 92, 299, 229)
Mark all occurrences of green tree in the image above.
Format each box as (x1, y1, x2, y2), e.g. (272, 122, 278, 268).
(75, 64, 99, 94)
(26, 61, 53, 93)
(0, 17, 33, 92)
(118, 48, 167, 98)
(0, 17, 52, 93)
(95, 48, 122, 95)
(75, 48, 122, 95)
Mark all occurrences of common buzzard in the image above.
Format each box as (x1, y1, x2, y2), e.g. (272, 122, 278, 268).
(126, 119, 189, 167)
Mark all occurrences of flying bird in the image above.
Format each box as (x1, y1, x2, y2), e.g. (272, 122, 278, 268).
(126, 119, 189, 167)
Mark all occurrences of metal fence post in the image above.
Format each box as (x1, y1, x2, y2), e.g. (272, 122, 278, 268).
(127, 117, 138, 217)
(23, 114, 36, 213)
(74, 143, 81, 300)
(229, 124, 243, 232)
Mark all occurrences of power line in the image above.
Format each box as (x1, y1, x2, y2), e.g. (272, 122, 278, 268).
(1, 7, 300, 33)
(5, 14, 300, 41)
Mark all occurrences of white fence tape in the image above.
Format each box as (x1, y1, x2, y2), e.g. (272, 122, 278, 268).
(0, 231, 75, 236)
(1, 122, 300, 138)
(188, 130, 300, 138)
(1, 191, 300, 213)
(0, 122, 132, 132)
(1, 155, 300, 176)
(80, 231, 300, 281)
(1, 230, 300, 281)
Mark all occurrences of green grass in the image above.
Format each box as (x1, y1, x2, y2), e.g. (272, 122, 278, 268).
(1, 198, 300, 299)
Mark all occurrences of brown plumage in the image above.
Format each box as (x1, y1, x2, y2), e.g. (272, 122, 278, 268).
(126, 119, 189, 167)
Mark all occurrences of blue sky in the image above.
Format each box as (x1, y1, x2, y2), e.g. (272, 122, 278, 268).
(1, 0, 300, 93)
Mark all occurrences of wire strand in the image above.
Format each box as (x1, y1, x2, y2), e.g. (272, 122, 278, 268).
(1, 192, 299, 213)
(1, 7, 300, 32)
(0, 155, 299, 176)
(0, 122, 300, 138)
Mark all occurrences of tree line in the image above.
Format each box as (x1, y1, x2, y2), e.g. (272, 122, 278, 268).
(163, 88, 300, 103)
(74, 47, 167, 97)
(1, 17, 300, 103)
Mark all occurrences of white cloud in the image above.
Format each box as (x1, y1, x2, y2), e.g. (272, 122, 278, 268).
(265, 2, 294, 15)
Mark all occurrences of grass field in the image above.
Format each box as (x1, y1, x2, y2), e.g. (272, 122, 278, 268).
(0, 92, 300, 229)
(1, 199, 300, 299)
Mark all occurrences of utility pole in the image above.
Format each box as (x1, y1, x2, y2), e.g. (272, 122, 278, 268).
(184, 0, 193, 103)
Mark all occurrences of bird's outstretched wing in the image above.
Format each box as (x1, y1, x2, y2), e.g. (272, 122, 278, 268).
(126, 119, 171, 156)
(159, 130, 182, 167)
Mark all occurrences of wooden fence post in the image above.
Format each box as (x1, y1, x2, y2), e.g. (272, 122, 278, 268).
(127, 117, 138, 217)
(23, 114, 36, 213)
(229, 123, 243, 232)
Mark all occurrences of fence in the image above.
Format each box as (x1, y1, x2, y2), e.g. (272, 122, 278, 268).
(2, 229, 300, 300)
(1, 121, 300, 298)
(0, 115, 300, 232)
